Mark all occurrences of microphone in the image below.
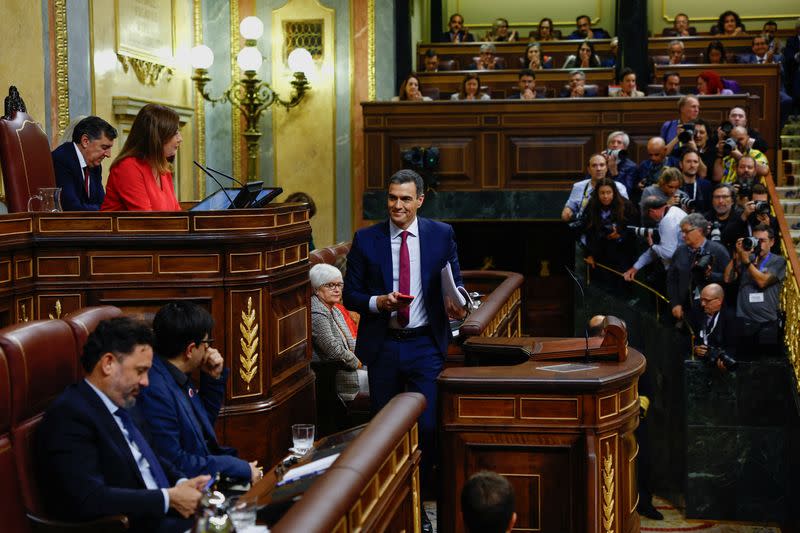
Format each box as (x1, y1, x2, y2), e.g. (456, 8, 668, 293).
(204, 165, 247, 187)
(193, 161, 235, 209)
(564, 265, 590, 362)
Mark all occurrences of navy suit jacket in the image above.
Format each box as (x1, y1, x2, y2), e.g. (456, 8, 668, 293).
(36, 380, 185, 533)
(343, 217, 463, 366)
(52, 142, 105, 211)
(137, 356, 250, 481)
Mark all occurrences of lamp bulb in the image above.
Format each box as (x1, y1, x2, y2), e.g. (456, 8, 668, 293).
(287, 47, 314, 74)
(237, 46, 263, 72)
(190, 45, 214, 70)
(239, 16, 264, 40)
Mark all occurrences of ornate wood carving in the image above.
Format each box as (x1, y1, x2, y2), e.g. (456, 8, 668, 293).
(3, 86, 27, 119)
(239, 297, 259, 390)
(117, 54, 174, 86)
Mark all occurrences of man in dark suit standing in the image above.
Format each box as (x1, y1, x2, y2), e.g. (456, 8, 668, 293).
(344, 169, 465, 495)
(138, 302, 261, 484)
(37, 317, 209, 533)
(690, 283, 738, 367)
(51, 115, 117, 211)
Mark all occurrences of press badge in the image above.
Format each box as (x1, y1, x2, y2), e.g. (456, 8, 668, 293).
(749, 292, 765, 303)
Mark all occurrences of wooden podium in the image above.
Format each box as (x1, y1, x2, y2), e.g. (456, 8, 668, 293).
(438, 320, 645, 533)
(0, 207, 314, 468)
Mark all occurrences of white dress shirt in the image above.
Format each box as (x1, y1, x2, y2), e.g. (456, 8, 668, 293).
(632, 205, 684, 270)
(84, 379, 171, 513)
(369, 217, 430, 328)
(73, 142, 88, 171)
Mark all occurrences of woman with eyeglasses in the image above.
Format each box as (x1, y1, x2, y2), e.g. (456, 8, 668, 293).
(310, 263, 367, 399)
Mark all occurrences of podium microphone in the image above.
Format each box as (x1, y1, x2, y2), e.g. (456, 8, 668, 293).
(205, 165, 247, 187)
(193, 161, 235, 209)
(564, 265, 590, 362)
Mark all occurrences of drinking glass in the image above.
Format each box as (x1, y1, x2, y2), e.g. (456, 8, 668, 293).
(291, 423, 315, 455)
(227, 497, 257, 530)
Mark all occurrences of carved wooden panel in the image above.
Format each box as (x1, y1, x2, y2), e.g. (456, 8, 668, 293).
(15, 257, 32, 280)
(229, 289, 263, 399)
(15, 297, 33, 323)
(506, 135, 593, 187)
(37, 256, 81, 278)
(270, 279, 309, 388)
(37, 294, 81, 320)
(229, 252, 262, 274)
(365, 133, 385, 189)
(157, 254, 220, 275)
(90, 254, 154, 276)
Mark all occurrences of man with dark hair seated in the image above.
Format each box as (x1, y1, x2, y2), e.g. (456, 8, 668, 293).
(138, 302, 262, 485)
(423, 49, 439, 72)
(461, 471, 517, 533)
(568, 14, 610, 39)
(37, 317, 209, 533)
(52, 115, 118, 211)
(560, 70, 599, 98)
(508, 69, 538, 100)
(650, 71, 682, 97)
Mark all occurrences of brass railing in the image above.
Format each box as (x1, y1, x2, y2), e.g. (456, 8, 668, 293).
(764, 174, 800, 393)
(585, 260, 670, 319)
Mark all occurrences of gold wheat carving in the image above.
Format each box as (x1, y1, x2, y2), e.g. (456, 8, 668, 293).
(239, 297, 259, 390)
(20, 303, 29, 323)
(602, 441, 615, 533)
(48, 300, 62, 320)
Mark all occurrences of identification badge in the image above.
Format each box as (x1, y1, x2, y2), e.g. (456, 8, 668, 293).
(749, 292, 765, 303)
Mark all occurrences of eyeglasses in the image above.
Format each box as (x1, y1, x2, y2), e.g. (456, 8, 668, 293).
(680, 227, 699, 234)
(200, 338, 214, 347)
(321, 282, 344, 290)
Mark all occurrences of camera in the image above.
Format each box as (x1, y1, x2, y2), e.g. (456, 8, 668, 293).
(706, 346, 738, 371)
(402, 146, 440, 171)
(605, 148, 628, 160)
(692, 252, 714, 273)
(754, 201, 770, 216)
(678, 122, 695, 144)
(741, 236, 760, 252)
(719, 120, 734, 139)
(737, 181, 752, 199)
(709, 222, 722, 242)
(600, 222, 618, 237)
(676, 195, 696, 211)
(628, 226, 660, 244)
(722, 137, 738, 156)
(402, 147, 424, 168)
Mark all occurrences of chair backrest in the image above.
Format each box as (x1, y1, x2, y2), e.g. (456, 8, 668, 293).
(0, 319, 79, 515)
(420, 87, 441, 100)
(309, 242, 352, 266)
(0, 347, 30, 532)
(63, 306, 124, 381)
(0, 87, 56, 212)
(438, 58, 460, 71)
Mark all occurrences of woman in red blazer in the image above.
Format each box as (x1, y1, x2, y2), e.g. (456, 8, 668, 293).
(101, 104, 183, 211)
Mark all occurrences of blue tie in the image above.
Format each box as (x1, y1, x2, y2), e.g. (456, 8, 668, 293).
(115, 408, 170, 489)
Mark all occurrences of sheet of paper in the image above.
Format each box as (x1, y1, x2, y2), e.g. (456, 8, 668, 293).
(281, 453, 340, 483)
(441, 262, 466, 307)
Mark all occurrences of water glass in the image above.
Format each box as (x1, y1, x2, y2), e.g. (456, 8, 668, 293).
(291, 423, 315, 455)
(227, 497, 257, 530)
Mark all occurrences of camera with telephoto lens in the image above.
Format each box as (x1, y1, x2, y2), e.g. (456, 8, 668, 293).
(628, 226, 660, 244)
(600, 222, 618, 237)
(402, 147, 424, 168)
(754, 201, 770, 216)
(605, 148, 628, 160)
(678, 122, 695, 144)
(722, 137, 738, 156)
(706, 346, 738, 371)
(675, 194, 696, 211)
(741, 236, 760, 252)
(709, 222, 722, 242)
(692, 252, 714, 273)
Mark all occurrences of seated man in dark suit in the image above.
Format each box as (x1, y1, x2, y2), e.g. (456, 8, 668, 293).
(37, 317, 209, 533)
(559, 70, 599, 98)
(138, 302, 261, 484)
(438, 13, 475, 43)
(567, 14, 610, 39)
(507, 69, 538, 100)
(52, 115, 117, 211)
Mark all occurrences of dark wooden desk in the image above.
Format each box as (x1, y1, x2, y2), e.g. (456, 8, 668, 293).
(417, 68, 615, 99)
(0, 208, 314, 468)
(257, 392, 426, 533)
(437, 346, 645, 533)
(362, 94, 759, 199)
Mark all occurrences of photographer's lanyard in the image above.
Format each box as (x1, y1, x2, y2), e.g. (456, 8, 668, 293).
(688, 181, 697, 200)
(700, 312, 720, 344)
(581, 182, 591, 210)
(758, 253, 771, 272)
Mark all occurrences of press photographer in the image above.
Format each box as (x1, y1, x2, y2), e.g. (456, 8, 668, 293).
(561, 153, 628, 223)
(722, 183, 780, 254)
(640, 168, 685, 222)
(678, 148, 712, 214)
(713, 126, 769, 183)
(603, 131, 637, 197)
(573, 178, 638, 285)
(703, 184, 737, 237)
(666, 213, 730, 321)
(623, 195, 684, 285)
(724, 226, 786, 358)
(689, 283, 738, 371)
(633, 137, 679, 205)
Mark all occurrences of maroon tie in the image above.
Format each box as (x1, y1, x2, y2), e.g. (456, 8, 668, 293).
(398, 230, 410, 327)
(83, 166, 91, 198)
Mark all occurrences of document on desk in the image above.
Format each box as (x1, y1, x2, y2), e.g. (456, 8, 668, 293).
(281, 453, 340, 483)
(441, 262, 467, 307)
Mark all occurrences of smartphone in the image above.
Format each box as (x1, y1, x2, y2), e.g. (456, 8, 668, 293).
(396, 294, 414, 303)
